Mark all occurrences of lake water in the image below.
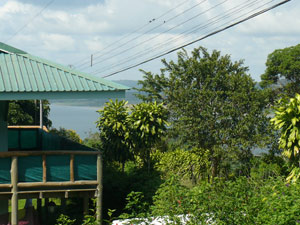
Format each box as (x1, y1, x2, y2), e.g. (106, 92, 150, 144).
(49, 91, 142, 139)
(49, 104, 101, 139)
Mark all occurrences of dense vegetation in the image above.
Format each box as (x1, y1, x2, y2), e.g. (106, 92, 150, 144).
(87, 44, 300, 224)
(7, 44, 300, 224)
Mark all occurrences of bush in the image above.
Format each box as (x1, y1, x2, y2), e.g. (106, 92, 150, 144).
(150, 176, 300, 224)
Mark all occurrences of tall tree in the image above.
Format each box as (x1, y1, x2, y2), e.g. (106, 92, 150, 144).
(260, 43, 300, 99)
(129, 102, 168, 172)
(137, 47, 269, 178)
(96, 99, 132, 171)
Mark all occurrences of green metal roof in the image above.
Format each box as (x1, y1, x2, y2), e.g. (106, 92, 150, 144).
(0, 42, 129, 100)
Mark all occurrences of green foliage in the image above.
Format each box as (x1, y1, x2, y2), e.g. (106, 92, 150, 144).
(261, 43, 300, 98)
(96, 99, 132, 169)
(50, 127, 82, 143)
(271, 93, 300, 182)
(129, 101, 168, 171)
(155, 148, 210, 184)
(8, 100, 52, 128)
(137, 47, 269, 178)
(83, 132, 101, 150)
(96, 99, 168, 172)
(56, 214, 76, 225)
(119, 191, 149, 219)
(82, 198, 98, 225)
(150, 176, 300, 224)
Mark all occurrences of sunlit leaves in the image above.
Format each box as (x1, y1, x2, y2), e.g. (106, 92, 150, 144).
(271, 93, 300, 182)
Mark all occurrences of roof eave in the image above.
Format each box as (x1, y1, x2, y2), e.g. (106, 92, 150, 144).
(0, 90, 126, 100)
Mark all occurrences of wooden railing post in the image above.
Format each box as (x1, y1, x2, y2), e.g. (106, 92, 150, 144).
(42, 155, 47, 183)
(70, 154, 74, 182)
(96, 153, 103, 225)
(11, 156, 18, 225)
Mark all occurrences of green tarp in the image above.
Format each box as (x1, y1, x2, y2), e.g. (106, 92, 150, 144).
(1, 128, 98, 184)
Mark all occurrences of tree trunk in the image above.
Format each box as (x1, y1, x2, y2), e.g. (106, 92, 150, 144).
(211, 156, 219, 181)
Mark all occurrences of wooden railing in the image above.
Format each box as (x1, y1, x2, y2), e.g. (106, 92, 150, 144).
(0, 150, 103, 225)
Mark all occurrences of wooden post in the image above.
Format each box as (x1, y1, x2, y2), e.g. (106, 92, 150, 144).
(96, 154, 103, 225)
(11, 156, 18, 225)
(70, 154, 74, 182)
(42, 155, 47, 183)
(39, 100, 43, 129)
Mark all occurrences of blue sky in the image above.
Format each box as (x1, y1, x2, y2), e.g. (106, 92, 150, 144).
(0, 0, 299, 81)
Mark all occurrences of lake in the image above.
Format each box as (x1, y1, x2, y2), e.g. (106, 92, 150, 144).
(49, 104, 101, 139)
(49, 91, 142, 139)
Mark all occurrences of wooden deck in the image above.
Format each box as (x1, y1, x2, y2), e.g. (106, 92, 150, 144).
(0, 150, 103, 225)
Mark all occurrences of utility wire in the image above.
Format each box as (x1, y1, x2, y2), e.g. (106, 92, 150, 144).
(79, 0, 223, 71)
(100, 0, 291, 78)
(73, 0, 193, 67)
(92, 0, 260, 75)
(75, 0, 206, 69)
(6, 0, 55, 42)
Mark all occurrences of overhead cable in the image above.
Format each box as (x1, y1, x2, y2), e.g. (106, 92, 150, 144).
(74, 0, 206, 69)
(92, 0, 261, 75)
(6, 0, 55, 42)
(99, 0, 291, 78)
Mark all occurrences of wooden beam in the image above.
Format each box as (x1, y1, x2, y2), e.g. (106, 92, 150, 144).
(11, 156, 18, 225)
(18, 180, 98, 188)
(0, 184, 12, 188)
(0, 150, 99, 158)
(96, 154, 103, 225)
(70, 154, 74, 182)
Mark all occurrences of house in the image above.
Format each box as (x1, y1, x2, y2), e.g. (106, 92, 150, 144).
(0, 42, 129, 225)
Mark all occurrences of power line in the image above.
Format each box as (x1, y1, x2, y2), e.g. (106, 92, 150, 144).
(100, 0, 291, 78)
(78, 0, 222, 71)
(75, 0, 206, 69)
(6, 0, 55, 42)
(92, 0, 259, 75)
(73, 0, 193, 68)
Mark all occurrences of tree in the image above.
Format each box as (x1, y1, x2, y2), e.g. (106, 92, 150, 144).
(96, 99, 132, 171)
(137, 47, 270, 178)
(260, 43, 300, 99)
(8, 100, 52, 128)
(271, 93, 300, 182)
(129, 102, 168, 172)
(49, 127, 82, 143)
(96, 100, 168, 172)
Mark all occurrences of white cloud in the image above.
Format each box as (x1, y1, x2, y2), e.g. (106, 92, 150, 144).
(0, 0, 298, 81)
(40, 33, 75, 51)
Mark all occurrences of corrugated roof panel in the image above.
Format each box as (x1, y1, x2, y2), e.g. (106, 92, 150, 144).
(87, 80, 96, 91)
(93, 82, 102, 91)
(72, 74, 84, 91)
(79, 77, 90, 91)
(11, 54, 27, 92)
(37, 62, 51, 91)
(100, 83, 109, 91)
(0, 67, 5, 92)
(50, 67, 64, 91)
(57, 69, 71, 91)
(0, 42, 129, 100)
(5, 55, 19, 92)
(0, 54, 12, 91)
(30, 60, 45, 91)
(18, 56, 32, 92)
(64, 71, 77, 91)
(23, 58, 38, 92)
(44, 65, 58, 91)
